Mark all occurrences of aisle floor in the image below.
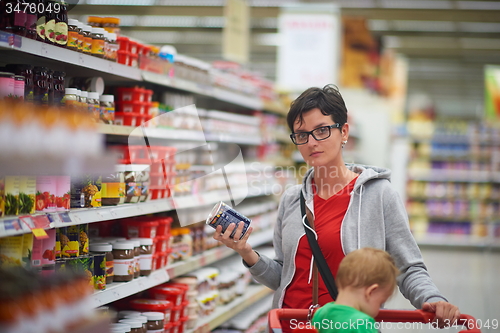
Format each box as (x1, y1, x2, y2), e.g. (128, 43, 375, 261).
(383, 247, 500, 333)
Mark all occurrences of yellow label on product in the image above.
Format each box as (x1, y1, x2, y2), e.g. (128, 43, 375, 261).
(83, 36, 92, 53)
(32, 228, 49, 239)
(91, 38, 105, 56)
(67, 30, 79, 49)
(0, 236, 24, 267)
(54, 22, 68, 45)
(45, 19, 56, 43)
(101, 182, 125, 198)
(91, 190, 101, 207)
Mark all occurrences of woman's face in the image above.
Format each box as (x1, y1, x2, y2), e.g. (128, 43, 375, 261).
(293, 108, 348, 167)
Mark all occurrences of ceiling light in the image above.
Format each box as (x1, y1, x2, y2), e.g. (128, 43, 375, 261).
(86, 0, 155, 5)
(337, 0, 376, 8)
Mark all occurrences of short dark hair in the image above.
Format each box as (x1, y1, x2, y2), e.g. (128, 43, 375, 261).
(287, 84, 348, 132)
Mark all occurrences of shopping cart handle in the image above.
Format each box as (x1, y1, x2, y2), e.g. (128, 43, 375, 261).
(268, 308, 481, 333)
(375, 309, 435, 323)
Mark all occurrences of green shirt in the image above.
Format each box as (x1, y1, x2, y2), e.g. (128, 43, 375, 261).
(312, 303, 378, 333)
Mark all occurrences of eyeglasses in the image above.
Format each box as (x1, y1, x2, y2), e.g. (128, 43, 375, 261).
(290, 123, 342, 145)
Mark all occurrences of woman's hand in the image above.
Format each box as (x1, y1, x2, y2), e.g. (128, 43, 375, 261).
(422, 301, 460, 328)
(212, 221, 259, 266)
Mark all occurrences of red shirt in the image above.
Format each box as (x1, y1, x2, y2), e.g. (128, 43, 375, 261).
(282, 177, 357, 310)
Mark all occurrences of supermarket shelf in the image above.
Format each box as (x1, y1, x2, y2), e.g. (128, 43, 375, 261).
(205, 133, 263, 146)
(0, 186, 275, 238)
(0, 34, 281, 113)
(90, 228, 273, 307)
(408, 170, 500, 183)
(166, 228, 273, 278)
(99, 124, 262, 145)
(415, 234, 500, 249)
(190, 284, 273, 333)
(408, 196, 498, 202)
(142, 72, 263, 111)
(212, 87, 262, 110)
(0, 33, 142, 81)
(90, 268, 169, 308)
(0, 153, 117, 177)
(142, 72, 213, 97)
(98, 124, 206, 142)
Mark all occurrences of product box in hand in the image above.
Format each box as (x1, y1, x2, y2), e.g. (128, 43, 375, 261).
(206, 202, 251, 239)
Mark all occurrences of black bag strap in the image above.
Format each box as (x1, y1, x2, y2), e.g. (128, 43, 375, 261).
(300, 190, 339, 301)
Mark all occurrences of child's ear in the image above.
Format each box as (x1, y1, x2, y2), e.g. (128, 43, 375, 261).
(365, 283, 379, 299)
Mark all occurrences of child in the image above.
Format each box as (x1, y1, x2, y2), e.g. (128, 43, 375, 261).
(312, 247, 399, 333)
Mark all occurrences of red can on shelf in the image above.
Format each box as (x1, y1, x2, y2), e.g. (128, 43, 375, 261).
(121, 218, 159, 239)
(114, 112, 144, 127)
(149, 285, 184, 306)
(129, 298, 173, 323)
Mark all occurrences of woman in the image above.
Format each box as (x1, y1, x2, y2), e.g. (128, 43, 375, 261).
(214, 85, 459, 329)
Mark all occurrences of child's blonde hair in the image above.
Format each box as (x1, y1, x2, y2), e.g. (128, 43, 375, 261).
(336, 248, 399, 291)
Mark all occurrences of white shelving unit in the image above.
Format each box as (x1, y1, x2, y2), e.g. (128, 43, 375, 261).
(0, 31, 287, 331)
(188, 284, 273, 333)
(90, 228, 273, 307)
(0, 185, 275, 237)
(0, 34, 287, 115)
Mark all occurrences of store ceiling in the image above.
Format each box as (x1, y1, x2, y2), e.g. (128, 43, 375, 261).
(70, 0, 500, 117)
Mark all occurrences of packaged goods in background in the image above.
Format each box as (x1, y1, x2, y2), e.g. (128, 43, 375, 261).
(79, 224, 89, 255)
(101, 167, 126, 206)
(31, 228, 56, 275)
(62, 225, 80, 257)
(18, 176, 36, 214)
(36, 176, 57, 212)
(112, 241, 135, 282)
(4, 176, 20, 216)
(70, 175, 102, 208)
(0, 235, 24, 267)
(65, 255, 94, 287)
(55, 176, 70, 210)
(0, 72, 15, 100)
(90, 242, 114, 285)
(21, 233, 33, 267)
(205, 202, 251, 239)
(91, 253, 106, 290)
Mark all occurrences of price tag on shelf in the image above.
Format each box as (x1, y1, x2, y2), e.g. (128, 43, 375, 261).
(47, 213, 62, 226)
(32, 228, 49, 239)
(19, 216, 35, 229)
(59, 212, 72, 223)
(1, 218, 24, 235)
(32, 215, 50, 229)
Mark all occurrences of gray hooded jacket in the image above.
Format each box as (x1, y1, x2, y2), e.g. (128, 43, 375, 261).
(246, 164, 447, 309)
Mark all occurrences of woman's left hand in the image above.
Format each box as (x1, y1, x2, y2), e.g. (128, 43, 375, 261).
(422, 301, 460, 328)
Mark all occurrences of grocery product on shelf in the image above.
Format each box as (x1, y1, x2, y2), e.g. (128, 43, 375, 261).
(407, 121, 500, 241)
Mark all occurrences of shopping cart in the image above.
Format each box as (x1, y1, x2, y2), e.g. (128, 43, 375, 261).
(268, 308, 481, 333)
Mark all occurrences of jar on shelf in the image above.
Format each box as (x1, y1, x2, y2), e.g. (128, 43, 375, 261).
(99, 94, 115, 124)
(5, 64, 34, 102)
(142, 312, 164, 333)
(101, 166, 126, 206)
(54, 0, 68, 48)
(91, 27, 106, 58)
(67, 19, 80, 51)
(130, 237, 153, 276)
(112, 241, 134, 282)
(81, 24, 93, 54)
(0, 72, 15, 100)
(33, 67, 49, 105)
(90, 242, 113, 284)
